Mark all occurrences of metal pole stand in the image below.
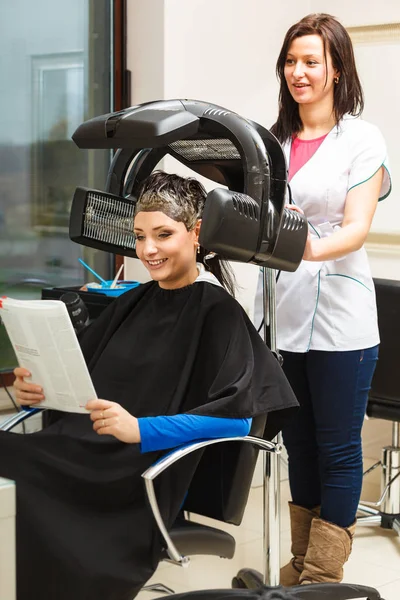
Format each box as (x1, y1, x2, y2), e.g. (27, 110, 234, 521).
(233, 267, 282, 588)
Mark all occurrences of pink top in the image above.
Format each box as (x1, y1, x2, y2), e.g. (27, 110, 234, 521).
(288, 133, 328, 181)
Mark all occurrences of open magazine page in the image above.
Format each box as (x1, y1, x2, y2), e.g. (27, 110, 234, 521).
(0, 297, 97, 413)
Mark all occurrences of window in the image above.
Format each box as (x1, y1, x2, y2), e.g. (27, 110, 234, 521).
(0, 0, 126, 372)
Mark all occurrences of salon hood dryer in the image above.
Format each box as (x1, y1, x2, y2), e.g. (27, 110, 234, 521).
(69, 99, 307, 272)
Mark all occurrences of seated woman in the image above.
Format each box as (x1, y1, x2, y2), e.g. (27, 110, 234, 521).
(0, 171, 298, 600)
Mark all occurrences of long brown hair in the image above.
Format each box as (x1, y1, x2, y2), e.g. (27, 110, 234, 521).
(272, 13, 364, 142)
(135, 171, 236, 295)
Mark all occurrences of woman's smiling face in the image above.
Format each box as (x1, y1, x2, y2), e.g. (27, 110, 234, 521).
(134, 210, 200, 289)
(284, 34, 339, 108)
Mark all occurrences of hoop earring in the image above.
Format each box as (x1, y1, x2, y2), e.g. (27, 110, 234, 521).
(334, 76, 340, 84)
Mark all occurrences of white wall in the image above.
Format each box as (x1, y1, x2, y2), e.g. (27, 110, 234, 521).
(162, 0, 307, 129)
(311, 1, 400, 237)
(310, 0, 400, 26)
(127, 0, 309, 122)
(367, 246, 400, 280)
(127, 0, 165, 104)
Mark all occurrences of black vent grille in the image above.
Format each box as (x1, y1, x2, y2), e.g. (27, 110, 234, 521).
(232, 193, 259, 220)
(281, 207, 304, 231)
(169, 139, 240, 161)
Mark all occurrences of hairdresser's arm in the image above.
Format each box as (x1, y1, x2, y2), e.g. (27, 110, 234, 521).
(303, 167, 383, 262)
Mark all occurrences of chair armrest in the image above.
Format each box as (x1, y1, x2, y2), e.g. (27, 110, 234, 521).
(141, 435, 282, 565)
(0, 407, 45, 432)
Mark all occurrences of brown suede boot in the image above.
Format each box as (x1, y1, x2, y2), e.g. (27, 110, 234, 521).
(280, 503, 320, 586)
(299, 517, 357, 584)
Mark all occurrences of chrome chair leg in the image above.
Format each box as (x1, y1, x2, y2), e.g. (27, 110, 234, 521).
(357, 505, 380, 517)
(357, 515, 383, 526)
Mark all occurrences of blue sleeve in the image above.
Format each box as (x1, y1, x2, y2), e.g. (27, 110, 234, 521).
(138, 414, 252, 454)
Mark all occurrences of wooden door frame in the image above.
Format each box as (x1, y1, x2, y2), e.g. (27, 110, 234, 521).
(113, 0, 130, 275)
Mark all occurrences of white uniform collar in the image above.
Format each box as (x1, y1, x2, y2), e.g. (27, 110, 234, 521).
(195, 262, 223, 287)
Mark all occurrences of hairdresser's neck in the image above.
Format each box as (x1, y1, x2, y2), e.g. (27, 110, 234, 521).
(298, 99, 336, 140)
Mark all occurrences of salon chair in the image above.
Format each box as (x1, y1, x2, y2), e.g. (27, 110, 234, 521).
(142, 414, 271, 595)
(357, 278, 400, 534)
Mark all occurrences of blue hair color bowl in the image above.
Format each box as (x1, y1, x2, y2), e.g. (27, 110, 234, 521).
(86, 280, 140, 297)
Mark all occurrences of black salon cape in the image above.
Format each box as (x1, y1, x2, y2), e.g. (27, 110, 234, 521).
(0, 281, 298, 600)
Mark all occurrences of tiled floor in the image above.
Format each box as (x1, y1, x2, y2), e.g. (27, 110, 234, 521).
(1, 397, 399, 599)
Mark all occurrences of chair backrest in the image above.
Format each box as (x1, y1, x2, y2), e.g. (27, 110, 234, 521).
(182, 414, 266, 526)
(367, 278, 400, 421)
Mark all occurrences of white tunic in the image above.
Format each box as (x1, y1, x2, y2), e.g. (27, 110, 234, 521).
(255, 115, 392, 353)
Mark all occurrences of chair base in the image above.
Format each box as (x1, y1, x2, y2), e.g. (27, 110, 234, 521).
(232, 568, 264, 590)
(357, 507, 400, 535)
(232, 572, 383, 600)
(142, 583, 175, 595)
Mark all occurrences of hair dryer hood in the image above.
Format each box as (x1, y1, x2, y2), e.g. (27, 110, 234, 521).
(70, 99, 307, 271)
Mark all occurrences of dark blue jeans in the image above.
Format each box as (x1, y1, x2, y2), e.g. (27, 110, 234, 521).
(281, 346, 379, 528)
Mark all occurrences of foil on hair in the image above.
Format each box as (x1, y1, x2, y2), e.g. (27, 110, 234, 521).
(135, 188, 203, 231)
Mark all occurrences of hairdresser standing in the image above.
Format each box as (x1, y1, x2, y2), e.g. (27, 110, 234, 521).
(255, 13, 391, 585)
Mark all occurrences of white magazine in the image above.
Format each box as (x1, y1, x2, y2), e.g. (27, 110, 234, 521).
(0, 297, 96, 413)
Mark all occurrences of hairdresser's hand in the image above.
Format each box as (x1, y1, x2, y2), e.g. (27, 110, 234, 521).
(285, 204, 304, 214)
(285, 205, 315, 261)
(86, 398, 141, 444)
(13, 368, 45, 406)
